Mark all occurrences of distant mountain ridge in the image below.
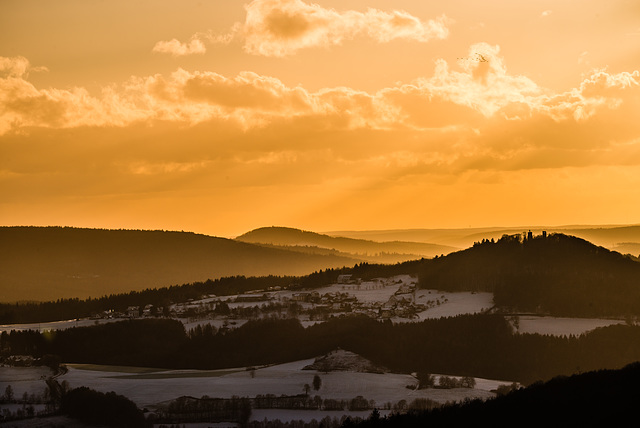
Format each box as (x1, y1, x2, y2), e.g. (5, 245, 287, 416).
(325, 224, 640, 251)
(235, 226, 457, 262)
(5, 224, 640, 308)
(0, 226, 359, 302)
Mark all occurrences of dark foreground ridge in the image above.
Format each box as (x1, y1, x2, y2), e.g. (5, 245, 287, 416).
(352, 361, 640, 428)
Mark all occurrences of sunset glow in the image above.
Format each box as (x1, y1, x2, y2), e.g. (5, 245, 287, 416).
(2, 0, 639, 237)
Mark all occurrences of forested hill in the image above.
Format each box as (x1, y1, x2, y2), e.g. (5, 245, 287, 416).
(0, 227, 358, 302)
(419, 232, 640, 317)
(236, 226, 457, 260)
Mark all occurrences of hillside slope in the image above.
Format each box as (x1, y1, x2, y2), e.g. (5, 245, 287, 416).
(0, 227, 358, 302)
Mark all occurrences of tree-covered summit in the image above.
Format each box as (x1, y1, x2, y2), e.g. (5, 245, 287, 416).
(419, 232, 640, 317)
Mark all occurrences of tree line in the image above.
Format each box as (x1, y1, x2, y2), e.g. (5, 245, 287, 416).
(0, 275, 297, 324)
(4, 315, 640, 385)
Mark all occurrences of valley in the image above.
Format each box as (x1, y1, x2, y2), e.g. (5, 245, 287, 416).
(2, 226, 640, 427)
(0, 272, 631, 426)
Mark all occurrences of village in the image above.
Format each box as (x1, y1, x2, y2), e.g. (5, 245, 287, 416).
(96, 275, 459, 332)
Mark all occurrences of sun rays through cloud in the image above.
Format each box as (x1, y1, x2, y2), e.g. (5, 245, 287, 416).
(1, 0, 640, 235)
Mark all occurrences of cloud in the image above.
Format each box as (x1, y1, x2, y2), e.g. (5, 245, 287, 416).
(0, 57, 108, 134)
(2, 50, 638, 135)
(578, 68, 639, 96)
(0, 56, 397, 134)
(1, 49, 638, 142)
(0, 56, 48, 78)
(382, 44, 640, 129)
(374, 43, 545, 126)
(533, 68, 639, 122)
(179, 70, 313, 111)
(1, 51, 639, 178)
(0, 56, 31, 77)
(578, 51, 590, 66)
(153, 36, 207, 57)
(152, 1, 449, 58)
(241, 0, 450, 56)
(152, 27, 240, 56)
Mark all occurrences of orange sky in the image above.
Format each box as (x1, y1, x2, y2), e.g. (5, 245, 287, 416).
(1, 0, 639, 237)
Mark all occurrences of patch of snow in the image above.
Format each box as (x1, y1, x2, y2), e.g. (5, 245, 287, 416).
(0, 366, 52, 398)
(0, 318, 121, 333)
(250, 409, 382, 423)
(303, 349, 388, 373)
(512, 316, 624, 336)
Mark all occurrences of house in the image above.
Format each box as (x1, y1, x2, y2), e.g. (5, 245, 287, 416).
(337, 274, 353, 284)
(291, 292, 320, 303)
(291, 293, 310, 302)
(379, 308, 394, 319)
(395, 283, 416, 295)
(143, 304, 154, 317)
(127, 306, 140, 318)
(382, 295, 398, 309)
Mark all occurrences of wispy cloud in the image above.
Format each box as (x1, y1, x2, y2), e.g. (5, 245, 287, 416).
(241, 0, 450, 57)
(152, 29, 238, 57)
(152, 0, 450, 58)
(0, 56, 31, 77)
(153, 35, 207, 57)
(0, 56, 48, 77)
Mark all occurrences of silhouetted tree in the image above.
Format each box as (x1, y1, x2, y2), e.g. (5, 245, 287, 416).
(416, 372, 435, 389)
(313, 374, 322, 391)
(61, 386, 148, 427)
(4, 385, 14, 403)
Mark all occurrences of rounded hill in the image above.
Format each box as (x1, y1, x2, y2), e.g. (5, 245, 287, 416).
(418, 232, 640, 317)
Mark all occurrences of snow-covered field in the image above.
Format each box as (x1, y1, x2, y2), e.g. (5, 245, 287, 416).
(0, 366, 51, 397)
(0, 366, 50, 423)
(0, 357, 508, 423)
(403, 289, 494, 321)
(250, 409, 387, 423)
(56, 359, 502, 409)
(512, 316, 625, 336)
(0, 317, 120, 333)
